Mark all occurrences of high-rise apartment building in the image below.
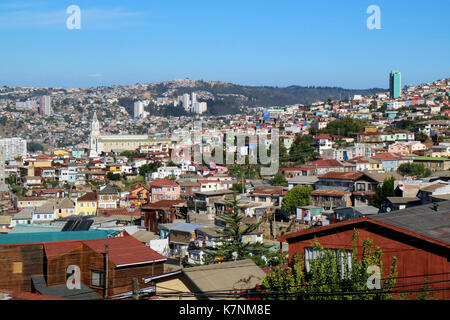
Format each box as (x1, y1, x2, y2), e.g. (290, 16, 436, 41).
(134, 101, 144, 119)
(0, 138, 27, 160)
(389, 71, 401, 98)
(0, 145, 5, 184)
(40, 95, 52, 115)
(182, 93, 191, 112)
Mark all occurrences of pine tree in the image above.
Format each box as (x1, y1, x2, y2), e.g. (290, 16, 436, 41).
(210, 195, 266, 262)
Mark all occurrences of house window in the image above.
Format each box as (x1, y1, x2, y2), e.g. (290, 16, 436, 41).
(91, 270, 105, 287)
(13, 262, 23, 274)
(304, 247, 352, 276)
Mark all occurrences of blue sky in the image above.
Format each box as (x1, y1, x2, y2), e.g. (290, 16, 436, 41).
(0, 0, 449, 89)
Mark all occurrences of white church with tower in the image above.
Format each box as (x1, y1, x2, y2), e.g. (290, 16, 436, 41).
(88, 112, 170, 157)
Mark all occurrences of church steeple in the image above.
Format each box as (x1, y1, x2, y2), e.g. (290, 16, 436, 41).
(89, 111, 100, 157)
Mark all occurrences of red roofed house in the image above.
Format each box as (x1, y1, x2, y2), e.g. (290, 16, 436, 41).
(278, 201, 450, 299)
(149, 179, 180, 203)
(141, 200, 189, 232)
(0, 236, 167, 299)
(372, 153, 401, 172)
(314, 171, 382, 208)
(309, 158, 348, 175)
(279, 167, 316, 178)
(249, 186, 286, 207)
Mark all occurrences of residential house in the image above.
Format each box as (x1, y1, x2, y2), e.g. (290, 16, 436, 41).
(413, 156, 450, 171)
(76, 192, 98, 216)
(249, 186, 286, 207)
(11, 208, 34, 226)
(32, 201, 56, 224)
(14, 197, 47, 210)
(279, 201, 450, 299)
(180, 259, 267, 300)
(0, 235, 167, 298)
(372, 153, 401, 172)
(54, 198, 76, 219)
(97, 185, 119, 209)
(149, 179, 180, 202)
(141, 200, 188, 233)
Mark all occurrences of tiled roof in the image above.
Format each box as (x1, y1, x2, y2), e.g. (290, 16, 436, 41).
(314, 134, 332, 140)
(311, 189, 349, 196)
(250, 186, 285, 195)
(77, 192, 97, 202)
(372, 153, 399, 161)
(309, 158, 343, 167)
(149, 179, 179, 187)
(318, 171, 364, 180)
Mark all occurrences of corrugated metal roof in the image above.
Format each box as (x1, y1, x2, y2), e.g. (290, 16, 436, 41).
(0, 230, 115, 245)
(371, 200, 450, 245)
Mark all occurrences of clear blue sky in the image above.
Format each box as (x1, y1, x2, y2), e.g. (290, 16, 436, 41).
(0, 0, 449, 89)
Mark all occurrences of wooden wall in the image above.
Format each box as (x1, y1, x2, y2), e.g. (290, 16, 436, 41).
(0, 244, 44, 292)
(287, 223, 450, 299)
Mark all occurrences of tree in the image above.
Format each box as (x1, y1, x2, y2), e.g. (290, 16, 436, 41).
(230, 183, 246, 193)
(270, 173, 288, 187)
(210, 196, 266, 262)
(288, 134, 319, 164)
(320, 117, 367, 137)
(415, 132, 428, 143)
(398, 163, 431, 178)
(107, 172, 121, 181)
(27, 142, 44, 152)
(261, 230, 398, 300)
(369, 177, 395, 209)
(281, 185, 313, 214)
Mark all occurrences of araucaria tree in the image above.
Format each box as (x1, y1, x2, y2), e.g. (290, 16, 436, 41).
(211, 195, 266, 262)
(261, 230, 398, 300)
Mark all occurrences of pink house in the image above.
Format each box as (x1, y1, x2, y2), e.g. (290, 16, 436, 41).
(388, 143, 410, 154)
(148, 179, 180, 203)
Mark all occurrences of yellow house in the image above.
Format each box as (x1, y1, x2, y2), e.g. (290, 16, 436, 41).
(107, 164, 122, 173)
(76, 192, 98, 216)
(53, 149, 69, 156)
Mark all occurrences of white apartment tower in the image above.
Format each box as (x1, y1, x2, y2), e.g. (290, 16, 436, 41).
(182, 93, 191, 112)
(134, 101, 144, 119)
(0, 145, 5, 184)
(0, 138, 27, 160)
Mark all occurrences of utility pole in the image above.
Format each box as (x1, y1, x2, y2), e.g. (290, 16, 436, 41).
(132, 277, 140, 300)
(104, 244, 109, 299)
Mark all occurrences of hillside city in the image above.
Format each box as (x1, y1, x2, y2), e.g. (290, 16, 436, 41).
(0, 72, 449, 300)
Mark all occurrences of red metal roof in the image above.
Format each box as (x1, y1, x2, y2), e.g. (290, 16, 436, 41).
(82, 236, 167, 266)
(44, 236, 167, 267)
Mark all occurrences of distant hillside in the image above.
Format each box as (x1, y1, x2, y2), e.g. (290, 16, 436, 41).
(145, 80, 385, 116)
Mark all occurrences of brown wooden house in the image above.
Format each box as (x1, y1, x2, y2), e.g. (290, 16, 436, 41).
(0, 235, 167, 299)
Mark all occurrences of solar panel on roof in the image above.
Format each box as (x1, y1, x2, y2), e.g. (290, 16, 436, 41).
(76, 220, 93, 231)
(61, 220, 75, 231)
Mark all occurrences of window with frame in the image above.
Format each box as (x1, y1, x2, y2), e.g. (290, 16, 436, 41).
(91, 270, 105, 287)
(304, 247, 352, 276)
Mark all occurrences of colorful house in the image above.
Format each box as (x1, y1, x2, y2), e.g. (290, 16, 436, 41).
(76, 192, 98, 216)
